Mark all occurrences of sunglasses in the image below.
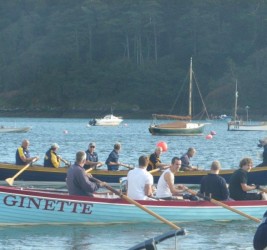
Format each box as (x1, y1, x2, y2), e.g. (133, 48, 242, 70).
(90, 146, 95, 148)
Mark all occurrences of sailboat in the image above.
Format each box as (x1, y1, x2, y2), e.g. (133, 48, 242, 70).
(227, 81, 267, 131)
(148, 58, 207, 136)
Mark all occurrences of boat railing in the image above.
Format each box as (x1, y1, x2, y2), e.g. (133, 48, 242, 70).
(128, 229, 186, 250)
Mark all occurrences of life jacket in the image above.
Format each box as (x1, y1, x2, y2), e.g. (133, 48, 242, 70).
(16, 146, 30, 165)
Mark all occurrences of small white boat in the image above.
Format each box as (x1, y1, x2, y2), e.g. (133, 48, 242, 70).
(89, 114, 123, 126)
(0, 126, 30, 133)
(228, 81, 267, 131)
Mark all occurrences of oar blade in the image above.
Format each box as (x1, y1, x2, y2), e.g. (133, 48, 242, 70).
(5, 178, 14, 186)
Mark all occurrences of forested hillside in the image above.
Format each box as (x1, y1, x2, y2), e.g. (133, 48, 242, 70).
(0, 0, 267, 118)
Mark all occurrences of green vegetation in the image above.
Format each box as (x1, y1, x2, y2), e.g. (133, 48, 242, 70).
(0, 0, 267, 119)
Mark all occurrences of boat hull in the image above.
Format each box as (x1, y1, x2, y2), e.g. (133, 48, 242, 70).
(0, 186, 266, 225)
(0, 127, 30, 133)
(149, 123, 205, 136)
(90, 114, 123, 126)
(228, 122, 267, 131)
(1, 163, 267, 185)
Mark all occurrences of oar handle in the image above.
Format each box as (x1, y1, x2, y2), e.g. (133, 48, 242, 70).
(120, 164, 134, 170)
(58, 157, 70, 165)
(187, 189, 261, 223)
(91, 177, 181, 230)
(149, 168, 161, 174)
(85, 163, 104, 173)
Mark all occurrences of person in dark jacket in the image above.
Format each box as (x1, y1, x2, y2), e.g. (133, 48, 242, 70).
(256, 137, 267, 167)
(66, 151, 106, 196)
(229, 158, 266, 200)
(199, 160, 229, 200)
(84, 142, 103, 170)
(147, 147, 169, 171)
(253, 210, 267, 250)
(105, 143, 128, 171)
(180, 147, 198, 171)
(44, 143, 61, 168)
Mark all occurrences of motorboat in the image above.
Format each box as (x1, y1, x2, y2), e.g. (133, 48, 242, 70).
(89, 114, 123, 126)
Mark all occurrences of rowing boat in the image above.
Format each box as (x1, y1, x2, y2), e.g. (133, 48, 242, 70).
(0, 185, 265, 225)
(1, 163, 267, 185)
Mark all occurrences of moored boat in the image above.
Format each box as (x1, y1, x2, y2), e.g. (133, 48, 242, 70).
(148, 58, 208, 136)
(0, 185, 266, 225)
(89, 114, 123, 126)
(1, 163, 267, 185)
(228, 81, 267, 131)
(0, 126, 31, 133)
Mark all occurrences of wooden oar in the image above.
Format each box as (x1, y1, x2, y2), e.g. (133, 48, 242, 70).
(5, 158, 38, 186)
(85, 163, 103, 174)
(186, 189, 261, 223)
(59, 157, 70, 166)
(120, 163, 134, 170)
(91, 176, 181, 230)
(149, 166, 170, 174)
(149, 168, 162, 174)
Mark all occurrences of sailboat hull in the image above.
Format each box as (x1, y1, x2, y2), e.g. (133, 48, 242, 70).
(228, 122, 267, 131)
(149, 122, 205, 136)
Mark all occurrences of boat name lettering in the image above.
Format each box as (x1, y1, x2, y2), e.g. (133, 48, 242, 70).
(3, 195, 93, 214)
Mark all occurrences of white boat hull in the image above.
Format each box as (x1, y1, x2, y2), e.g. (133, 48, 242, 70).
(228, 122, 267, 131)
(0, 127, 30, 133)
(90, 114, 123, 126)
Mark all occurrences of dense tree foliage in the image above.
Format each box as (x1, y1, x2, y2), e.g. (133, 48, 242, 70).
(0, 0, 267, 118)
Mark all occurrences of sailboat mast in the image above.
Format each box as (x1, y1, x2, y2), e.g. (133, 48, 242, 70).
(234, 80, 238, 121)
(189, 57, 193, 117)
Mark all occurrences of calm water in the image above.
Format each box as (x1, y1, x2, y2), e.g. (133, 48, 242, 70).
(0, 117, 266, 249)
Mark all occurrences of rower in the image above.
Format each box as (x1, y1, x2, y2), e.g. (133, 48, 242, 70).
(16, 139, 39, 165)
(147, 147, 169, 171)
(84, 142, 103, 170)
(199, 160, 229, 201)
(44, 143, 61, 168)
(180, 147, 198, 171)
(156, 157, 196, 200)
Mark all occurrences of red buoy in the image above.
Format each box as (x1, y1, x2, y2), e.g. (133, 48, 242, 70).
(156, 141, 168, 152)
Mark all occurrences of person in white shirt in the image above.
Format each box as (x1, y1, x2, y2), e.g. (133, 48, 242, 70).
(127, 155, 154, 200)
(156, 157, 187, 200)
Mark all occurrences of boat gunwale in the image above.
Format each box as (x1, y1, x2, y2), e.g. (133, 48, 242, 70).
(1, 186, 267, 208)
(0, 163, 267, 176)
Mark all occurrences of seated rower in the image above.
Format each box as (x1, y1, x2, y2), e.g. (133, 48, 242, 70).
(199, 160, 230, 201)
(180, 147, 198, 171)
(66, 151, 106, 196)
(156, 157, 189, 200)
(44, 143, 61, 168)
(147, 147, 169, 172)
(127, 155, 154, 200)
(84, 142, 103, 170)
(229, 157, 267, 200)
(105, 143, 128, 171)
(16, 139, 39, 165)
